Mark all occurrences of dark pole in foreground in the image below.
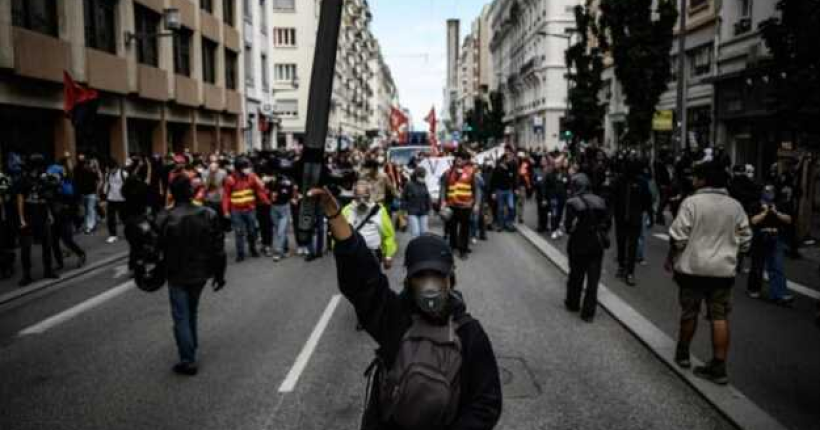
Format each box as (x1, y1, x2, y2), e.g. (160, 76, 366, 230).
(676, 0, 688, 151)
(296, 0, 344, 244)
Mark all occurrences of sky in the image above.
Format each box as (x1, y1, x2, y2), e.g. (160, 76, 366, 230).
(369, 0, 489, 130)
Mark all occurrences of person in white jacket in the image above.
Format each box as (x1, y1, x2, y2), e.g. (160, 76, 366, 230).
(668, 161, 752, 386)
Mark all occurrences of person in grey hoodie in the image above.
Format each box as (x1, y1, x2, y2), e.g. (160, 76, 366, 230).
(668, 161, 752, 385)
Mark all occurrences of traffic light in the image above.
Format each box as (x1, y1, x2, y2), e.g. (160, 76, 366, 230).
(559, 117, 572, 142)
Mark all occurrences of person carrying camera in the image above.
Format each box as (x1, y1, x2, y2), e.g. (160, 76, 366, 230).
(310, 187, 502, 430)
(746, 184, 794, 305)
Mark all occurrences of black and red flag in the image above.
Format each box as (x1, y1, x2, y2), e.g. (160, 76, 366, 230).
(63, 71, 100, 143)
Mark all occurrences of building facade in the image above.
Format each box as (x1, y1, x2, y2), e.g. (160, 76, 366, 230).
(454, 5, 495, 136)
(0, 0, 245, 164)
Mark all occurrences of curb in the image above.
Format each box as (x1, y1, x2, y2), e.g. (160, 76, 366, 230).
(0, 252, 129, 306)
(516, 224, 788, 430)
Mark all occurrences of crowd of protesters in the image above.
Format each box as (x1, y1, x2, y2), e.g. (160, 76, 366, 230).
(1, 142, 818, 334)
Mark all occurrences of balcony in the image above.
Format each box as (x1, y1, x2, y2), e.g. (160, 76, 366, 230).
(225, 89, 242, 114)
(12, 28, 70, 83)
(200, 10, 222, 42)
(203, 83, 225, 111)
(171, 0, 197, 29)
(175, 74, 201, 107)
(734, 18, 752, 36)
(138, 65, 170, 101)
(86, 49, 128, 94)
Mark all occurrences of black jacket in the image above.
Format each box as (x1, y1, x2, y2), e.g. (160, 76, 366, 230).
(335, 233, 502, 430)
(565, 192, 611, 256)
(401, 180, 431, 216)
(728, 176, 761, 216)
(490, 164, 517, 192)
(611, 175, 653, 226)
(157, 202, 226, 287)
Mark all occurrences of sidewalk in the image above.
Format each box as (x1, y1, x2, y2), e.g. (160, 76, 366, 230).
(0, 228, 129, 301)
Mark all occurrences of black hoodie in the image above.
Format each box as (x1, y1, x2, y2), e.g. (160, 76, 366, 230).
(335, 233, 503, 430)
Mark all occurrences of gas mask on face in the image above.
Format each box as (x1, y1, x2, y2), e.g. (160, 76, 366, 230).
(356, 195, 371, 211)
(411, 276, 449, 319)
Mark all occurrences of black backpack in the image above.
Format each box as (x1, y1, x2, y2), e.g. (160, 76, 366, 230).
(362, 314, 474, 430)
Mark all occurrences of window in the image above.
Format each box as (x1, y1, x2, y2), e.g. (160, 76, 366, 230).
(225, 50, 238, 89)
(201, 0, 213, 13)
(689, 45, 712, 78)
(245, 46, 254, 87)
(223, 0, 235, 26)
(260, 0, 267, 32)
(84, 0, 116, 54)
(272, 0, 295, 11)
(12, 0, 58, 36)
(274, 63, 297, 82)
(261, 54, 269, 91)
(739, 0, 752, 17)
(275, 99, 298, 117)
(174, 28, 192, 76)
(689, 0, 708, 9)
(244, 0, 252, 22)
(202, 39, 217, 84)
(134, 5, 160, 66)
(273, 28, 297, 47)
(670, 55, 678, 81)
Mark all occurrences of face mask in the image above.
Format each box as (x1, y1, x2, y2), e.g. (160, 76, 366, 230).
(377, 157, 386, 165)
(412, 277, 449, 318)
(242, 168, 252, 175)
(415, 176, 425, 183)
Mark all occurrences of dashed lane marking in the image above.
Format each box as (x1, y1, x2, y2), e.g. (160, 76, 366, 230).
(18, 281, 135, 336)
(278, 294, 342, 393)
(112, 264, 130, 279)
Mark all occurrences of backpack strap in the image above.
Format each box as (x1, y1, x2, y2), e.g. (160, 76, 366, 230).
(453, 313, 475, 331)
(354, 204, 382, 232)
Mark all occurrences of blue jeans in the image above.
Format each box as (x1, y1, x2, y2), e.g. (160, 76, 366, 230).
(83, 194, 98, 232)
(495, 190, 515, 230)
(169, 284, 204, 364)
(311, 214, 326, 256)
(637, 213, 650, 261)
(271, 204, 291, 256)
(231, 211, 258, 258)
(766, 238, 788, 300)
(408, 215, 429, 238)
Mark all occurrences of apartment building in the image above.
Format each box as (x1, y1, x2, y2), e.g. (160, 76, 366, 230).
(269, 0, 395, 150)
(0, 0, 246, 163)
(455, 5, 494, 133)
(489, 0, 579, 150)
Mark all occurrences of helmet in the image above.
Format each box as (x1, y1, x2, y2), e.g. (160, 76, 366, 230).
(439, 206, 453, 223)
(132, 219, 166, 293)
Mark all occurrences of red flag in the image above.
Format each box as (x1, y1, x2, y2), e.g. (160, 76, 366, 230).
(424, 106, 439, 155)
(390, 107, 409, 144)
(63, 71, 99, 115)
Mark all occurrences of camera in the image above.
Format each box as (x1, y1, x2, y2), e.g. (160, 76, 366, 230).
(0, 172, 11, 196)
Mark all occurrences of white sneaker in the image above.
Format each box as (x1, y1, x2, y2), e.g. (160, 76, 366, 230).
(471, 238, 478, 245)
(107, 236, 118, 244)
(550, 231, 559, 240)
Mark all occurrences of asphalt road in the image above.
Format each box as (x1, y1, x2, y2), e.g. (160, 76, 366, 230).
(522, 201, 820, 430)
(0, 228, 734, 430)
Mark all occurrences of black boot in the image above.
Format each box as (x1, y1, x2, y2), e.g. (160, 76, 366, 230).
(18, 273, 33, 287)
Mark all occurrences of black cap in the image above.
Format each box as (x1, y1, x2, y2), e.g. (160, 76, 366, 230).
(405, 234, 455, 279)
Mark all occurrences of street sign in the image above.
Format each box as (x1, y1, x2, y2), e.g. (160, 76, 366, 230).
(653, 110, 674, 131)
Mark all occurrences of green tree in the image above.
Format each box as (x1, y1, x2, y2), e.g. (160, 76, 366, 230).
(565, 3, 605, 146)
(759, 0, 820, 146)
(486, 91, 506, 144)
(599, 0, 677, 146)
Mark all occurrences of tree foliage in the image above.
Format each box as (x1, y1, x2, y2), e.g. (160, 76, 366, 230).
(759, 0, 820, 140)
(565, 3, 606, 145)
(599, 0, 678, 146)
(464, 91, 506, 148)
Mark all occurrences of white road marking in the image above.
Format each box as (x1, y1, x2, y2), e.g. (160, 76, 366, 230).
(18, 281, 135, 336)
(112, 264, 130, 279)
(278, 294, 342, 393)
(651, 232, 819, 300)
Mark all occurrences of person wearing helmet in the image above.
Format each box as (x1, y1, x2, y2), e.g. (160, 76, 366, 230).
(222, 158, 270, 262)
(15, 154, 59, 286)
(310, 187, 502, 430)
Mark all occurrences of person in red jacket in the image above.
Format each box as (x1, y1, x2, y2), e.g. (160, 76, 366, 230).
(222, 158, 270, 262)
